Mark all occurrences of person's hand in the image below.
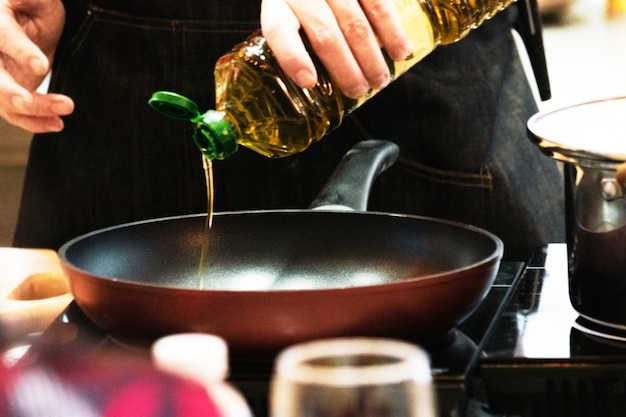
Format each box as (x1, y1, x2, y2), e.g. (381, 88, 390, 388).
(260, 0, 413, 99)
(0, 0, 74, 133)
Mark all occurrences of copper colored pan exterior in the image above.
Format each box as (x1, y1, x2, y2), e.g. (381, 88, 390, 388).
(59, 211, 502, 356)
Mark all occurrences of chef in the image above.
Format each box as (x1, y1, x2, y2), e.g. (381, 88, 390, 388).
(0, 0, 563, 260)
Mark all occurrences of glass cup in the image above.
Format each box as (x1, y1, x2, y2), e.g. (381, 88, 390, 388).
(270, 337, 436, 417)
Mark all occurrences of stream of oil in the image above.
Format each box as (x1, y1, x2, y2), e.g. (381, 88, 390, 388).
(197, 156, 214, 289)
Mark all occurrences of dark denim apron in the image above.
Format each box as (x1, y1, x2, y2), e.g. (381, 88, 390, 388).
(14, 0, 564, 260)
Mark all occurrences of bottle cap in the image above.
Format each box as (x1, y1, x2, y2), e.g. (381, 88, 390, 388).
(149, 91, 238, 160)
(148, 91, 200, 120)
(151, 333, 229, 384)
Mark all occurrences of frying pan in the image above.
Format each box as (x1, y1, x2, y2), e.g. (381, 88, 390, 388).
(59, 141, 503, 355)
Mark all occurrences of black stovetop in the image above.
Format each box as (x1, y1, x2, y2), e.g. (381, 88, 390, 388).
(480, 243, 626, 417)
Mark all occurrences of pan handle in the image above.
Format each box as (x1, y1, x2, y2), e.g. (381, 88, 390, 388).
(309, 140, 400, 211)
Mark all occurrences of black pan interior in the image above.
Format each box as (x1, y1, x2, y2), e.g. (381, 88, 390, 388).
(60, 211, 501, 291)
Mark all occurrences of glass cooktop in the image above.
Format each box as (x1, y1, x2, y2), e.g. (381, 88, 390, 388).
(480, 243, 626, 417)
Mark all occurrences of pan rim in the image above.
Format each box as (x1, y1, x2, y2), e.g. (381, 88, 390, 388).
(58, 210, 504, 294)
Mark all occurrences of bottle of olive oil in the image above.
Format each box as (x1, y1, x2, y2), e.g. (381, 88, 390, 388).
(149, 0, 516, 160)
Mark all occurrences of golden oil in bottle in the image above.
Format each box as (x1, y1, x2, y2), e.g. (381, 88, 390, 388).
(212, 34, 346, 159)
(208, 0, 517, 159)
(209, 0, 435, 159)
(422, 0, 517, 45)
(152, 0, 518, 161)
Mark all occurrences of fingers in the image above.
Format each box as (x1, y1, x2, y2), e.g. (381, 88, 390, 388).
(261, 0, 413, 99)
(281, 0, 375, 98)
(261, 0, 318, 89)
(0, 74, 74, 132)
(13, 92, 73, 132)
(323, 0, 390, 96)
(0, 0, 71, 131)
(0, 9, 50, 82)
(5, 112, 64, 133)
(359, 0, 413, 62)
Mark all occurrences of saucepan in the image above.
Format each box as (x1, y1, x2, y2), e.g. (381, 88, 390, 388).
(528, 96, 626, 330)
(59, 140, 503, 355)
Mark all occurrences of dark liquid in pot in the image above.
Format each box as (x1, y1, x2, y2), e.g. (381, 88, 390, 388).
(564, 164, 626, 327)
(569, 223, 626, 325)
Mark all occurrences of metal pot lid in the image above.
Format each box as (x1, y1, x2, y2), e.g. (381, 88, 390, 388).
(528, 96, 626, 168)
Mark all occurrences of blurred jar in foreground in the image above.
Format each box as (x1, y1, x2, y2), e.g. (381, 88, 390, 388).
(152, 333, 253, 417)
(270, 337, 436, 417)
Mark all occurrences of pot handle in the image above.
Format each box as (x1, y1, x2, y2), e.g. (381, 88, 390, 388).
(309, 140, 399, 211)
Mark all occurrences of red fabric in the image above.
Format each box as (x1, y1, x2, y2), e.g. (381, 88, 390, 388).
(0, 351, 224, 417)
